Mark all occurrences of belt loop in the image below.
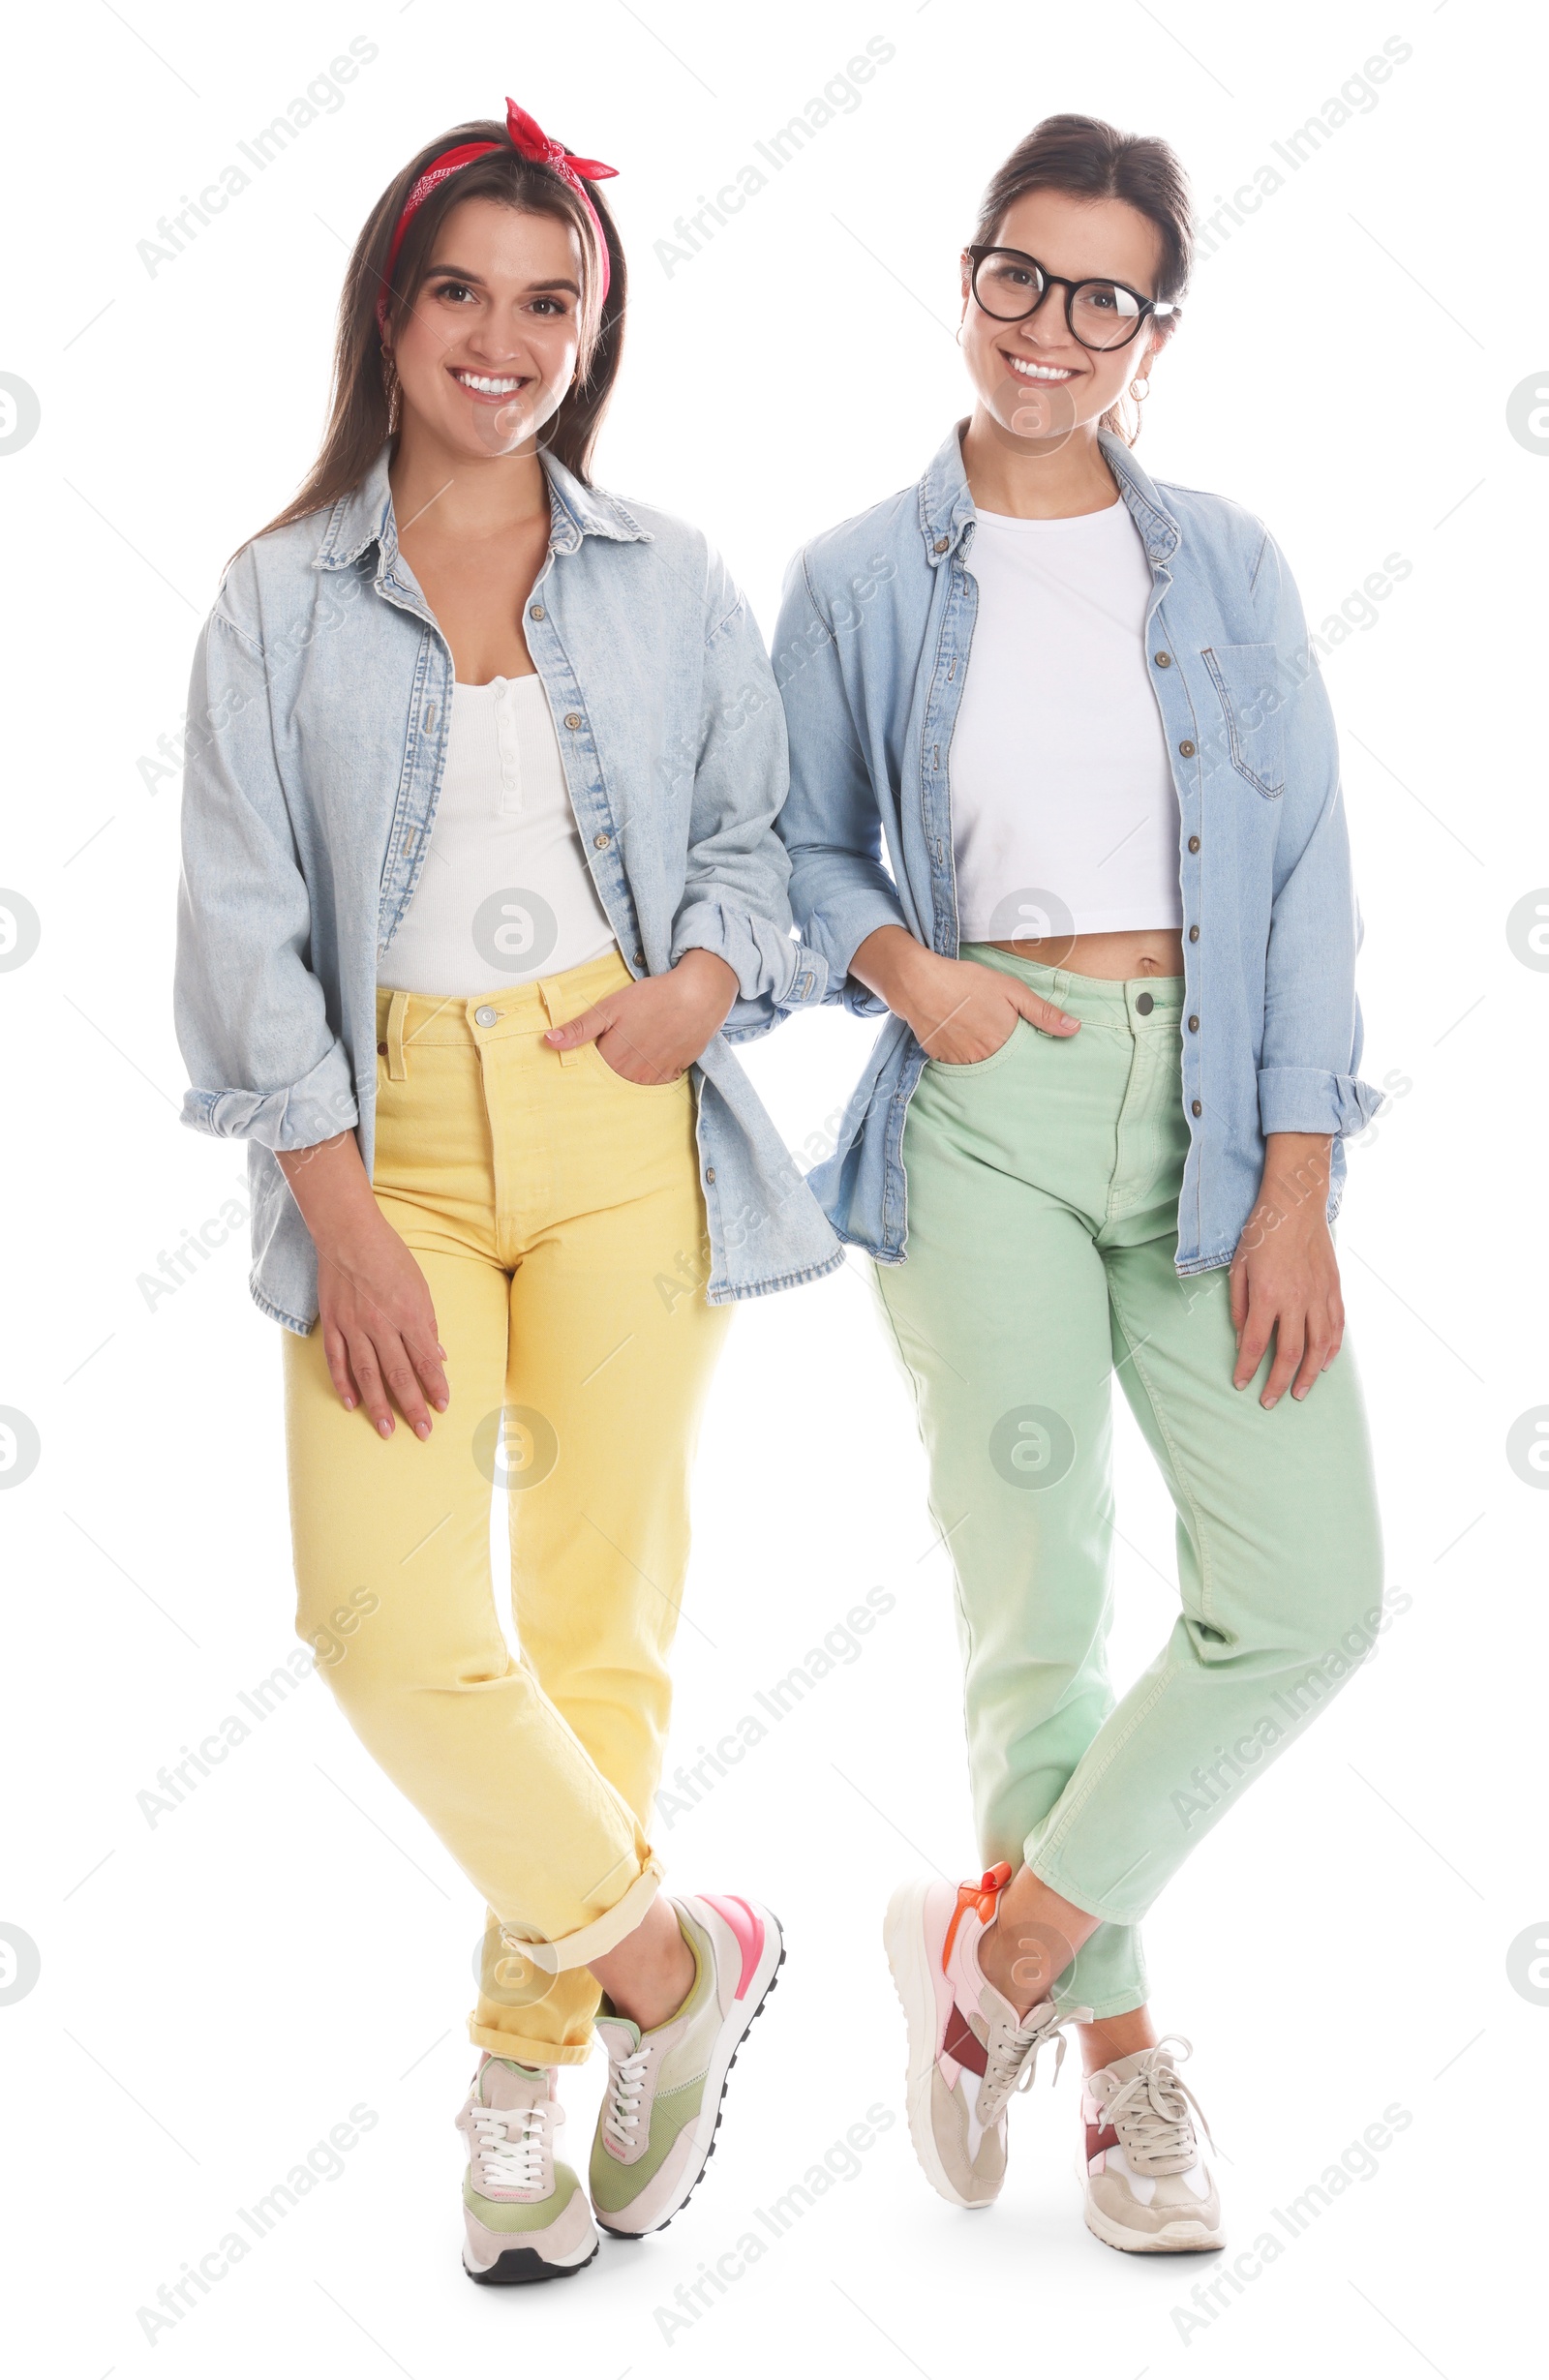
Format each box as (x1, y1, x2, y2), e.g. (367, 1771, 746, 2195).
(537, 974, 583, 1067)
(386, 989, 410, 1080)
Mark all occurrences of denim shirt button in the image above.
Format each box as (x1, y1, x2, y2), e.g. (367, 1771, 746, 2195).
(593, 831, 612, 849)
(1188, 834, 1200, 853)
(1192, 1100, 1202, 1117)
(564, 711, 583, 730)
(529, 603, 545, 620)
(1178, 739, 1196, 758)
(704, 1166, 716, 1185)
(932, 536, 950, 554)
(1188, 1015, 1200, 1032)
(1153, 651, 1171, 667)
(632, 948, 645, 967)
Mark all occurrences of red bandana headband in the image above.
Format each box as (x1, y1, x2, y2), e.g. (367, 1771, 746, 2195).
(376, 98, 617, 334)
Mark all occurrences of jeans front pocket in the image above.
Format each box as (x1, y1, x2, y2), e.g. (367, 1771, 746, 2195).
(586, 1040, 692, 1096)
(924, 1018, 1026, 1076)
(1200, 643, 1285, 799)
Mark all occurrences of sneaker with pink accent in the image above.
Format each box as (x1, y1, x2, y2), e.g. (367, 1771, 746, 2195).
(589, 1892, 783, 2237)
(884, 1863, 1090, 2209)
(1078, 2036, 1225, 2251)
(455, 2056, 599, 2282)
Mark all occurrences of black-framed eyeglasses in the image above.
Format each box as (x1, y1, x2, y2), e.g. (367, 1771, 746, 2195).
(966, 245, 1180, 351)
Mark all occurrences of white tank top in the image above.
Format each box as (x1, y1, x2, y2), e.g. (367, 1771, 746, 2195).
(950, 499, 1181, 943)
(378, 674, 619, 997)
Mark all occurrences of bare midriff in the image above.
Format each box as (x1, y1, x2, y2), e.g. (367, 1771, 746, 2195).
(985, 926, 1186, 980)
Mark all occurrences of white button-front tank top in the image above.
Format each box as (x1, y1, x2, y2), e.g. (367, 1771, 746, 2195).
(377, 673, 619, 997)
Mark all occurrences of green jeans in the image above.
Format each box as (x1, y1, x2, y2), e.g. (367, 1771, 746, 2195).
(875, 949, 1383, 2018)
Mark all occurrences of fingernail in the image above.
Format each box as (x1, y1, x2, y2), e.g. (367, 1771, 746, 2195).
(342, 1397, 355, 1410)
(378, 1418, 392, 1437)
(435, 1397, 448, 1411)
(416, 1422, 431, 1439)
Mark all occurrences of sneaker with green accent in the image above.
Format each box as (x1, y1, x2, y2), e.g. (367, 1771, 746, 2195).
(589, 1892, 783, 2237)
(455, 2056, 599, 2282)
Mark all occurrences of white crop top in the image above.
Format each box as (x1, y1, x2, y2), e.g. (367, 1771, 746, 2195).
(377, 674, 619, 998)
(950, 499, 1181, 942)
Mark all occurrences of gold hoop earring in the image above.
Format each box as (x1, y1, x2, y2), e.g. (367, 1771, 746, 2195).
(1129, 376, 1150, 402)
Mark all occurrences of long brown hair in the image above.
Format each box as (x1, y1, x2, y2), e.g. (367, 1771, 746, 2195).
(247, 117, 626, 549)
(971, 113, 1193, 445)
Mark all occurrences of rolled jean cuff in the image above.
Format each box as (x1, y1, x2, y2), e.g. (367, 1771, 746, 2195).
(523, 1856, 665, 1974)
(467, 2019, 597, 2067)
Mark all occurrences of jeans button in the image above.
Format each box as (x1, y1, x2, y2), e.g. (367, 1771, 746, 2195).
(474, 1006, 499, 1027)
(1135, 991, 1154, 1015)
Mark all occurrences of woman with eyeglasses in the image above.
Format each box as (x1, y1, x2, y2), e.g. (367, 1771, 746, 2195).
(774, 114, 1384, 2250)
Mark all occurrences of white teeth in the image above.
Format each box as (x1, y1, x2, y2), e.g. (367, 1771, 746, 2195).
(1007, 356, 1075, 381)
(456, 372, 522, 394)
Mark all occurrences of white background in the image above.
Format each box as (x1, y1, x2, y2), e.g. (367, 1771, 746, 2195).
(2, 2, 1544, 2375)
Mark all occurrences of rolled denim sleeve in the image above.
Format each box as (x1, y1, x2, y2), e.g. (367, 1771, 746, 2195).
(174, 557, 360, 1152)
(772, 550, 906, 1019)
(1253, 530, 1384, 1142)
(668, 556, 829, 1032)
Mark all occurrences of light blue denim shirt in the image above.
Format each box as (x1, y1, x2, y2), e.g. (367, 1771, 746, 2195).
(772, 421, 1382, 1275)
(173, 443, 842, 1332)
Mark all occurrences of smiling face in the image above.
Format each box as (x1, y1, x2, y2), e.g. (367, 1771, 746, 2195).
(389, 194, 587, 460)
(958, 185, 1170, 447)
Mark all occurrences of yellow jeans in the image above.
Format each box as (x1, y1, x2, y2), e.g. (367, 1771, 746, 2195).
(283, 949, 730, 2064)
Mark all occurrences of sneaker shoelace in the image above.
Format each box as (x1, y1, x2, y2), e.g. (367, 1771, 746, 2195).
(979, 2003, 1081, 2127)
(471, 2098, 551, 2192)
(1100, 2036, 1216, 2176)
(603, 2043, 653, 2150)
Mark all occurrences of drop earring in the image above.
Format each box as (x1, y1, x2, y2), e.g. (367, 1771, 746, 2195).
(381, 345, 402, 434)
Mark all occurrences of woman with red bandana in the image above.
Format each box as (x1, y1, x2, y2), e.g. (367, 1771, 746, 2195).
(173, 103, 816, 2282)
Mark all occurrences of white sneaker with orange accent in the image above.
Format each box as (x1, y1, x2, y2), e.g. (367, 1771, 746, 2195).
(1078, 2037, 1225, 2252)
(884, 1863, 1090, 2210)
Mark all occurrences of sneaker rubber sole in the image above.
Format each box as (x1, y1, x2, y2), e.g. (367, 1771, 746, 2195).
(593, 1900, 785, 2240)
(1076, 2142, 1226, 2253)
(464, 2236, 599, 2284)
